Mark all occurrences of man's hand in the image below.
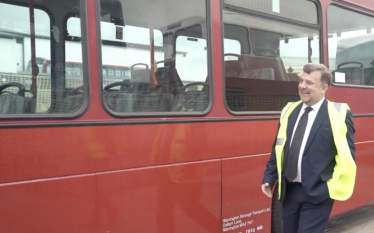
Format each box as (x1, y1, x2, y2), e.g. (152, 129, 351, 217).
(261, 183, 272, 198)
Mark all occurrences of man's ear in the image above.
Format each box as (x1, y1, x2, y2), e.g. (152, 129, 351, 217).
(322, 83, 329, 93)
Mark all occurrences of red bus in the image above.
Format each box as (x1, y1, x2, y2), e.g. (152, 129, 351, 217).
(0, 0, 373, 232)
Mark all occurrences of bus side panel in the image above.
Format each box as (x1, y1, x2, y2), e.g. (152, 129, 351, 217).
(327, 86, 374, 115)
(96, 160, 221, 233)
(353, 116, 374, 143)
(0, 121, 277, 184)
(222, 155, 272, 233)
(0, 175, 96, 233)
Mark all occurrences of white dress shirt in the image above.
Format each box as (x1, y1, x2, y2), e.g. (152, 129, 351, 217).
(290, 97, 325, 182)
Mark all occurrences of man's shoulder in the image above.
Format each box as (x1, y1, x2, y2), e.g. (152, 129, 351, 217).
(282, 101, 302, 109)
(281, 101, 302, 113)
(326, 100, 350, 112)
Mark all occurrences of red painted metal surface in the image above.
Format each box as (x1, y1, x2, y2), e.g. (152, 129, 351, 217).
(327, 85, 374, 114)
(209, 0, 227, 117)
(0, 116, 372, 232)
(96, 160, 221, 232)
(0, 120, 277, 183)
(337, 0, 374, 11)
(222, 155, 273, 233)
(0, 175, 96, 232)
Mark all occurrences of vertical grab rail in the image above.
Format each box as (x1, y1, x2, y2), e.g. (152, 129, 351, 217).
(29, 0, 38, 97)
(148, 0, 158, 90)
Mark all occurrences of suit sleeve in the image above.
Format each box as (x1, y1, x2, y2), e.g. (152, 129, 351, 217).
(262, 123, 280, 188)
(345, 110, 356, 160)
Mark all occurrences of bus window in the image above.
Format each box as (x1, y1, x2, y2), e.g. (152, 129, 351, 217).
(224, 39, 241, 60)
(328, 6, 374, 86)
(123, 69, 130, 79)
(0, 3, 51, 114)
(115, 69, 122, 77)
(176, 25, 208, 87)
(100, 0, 209, 114)
(0, 0, 86, 115)
(280, 35, 320, 74)
(107, 68, 114, 77)
(65, 17, 85, 98)
(102, 67, 108, 77)
(223, 0, 320, 112)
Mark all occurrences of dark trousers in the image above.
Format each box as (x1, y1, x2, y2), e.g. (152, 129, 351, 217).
(282, 181, 334, 233)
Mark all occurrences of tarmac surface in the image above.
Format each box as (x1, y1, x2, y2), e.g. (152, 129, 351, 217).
(325, 202, 374, 233)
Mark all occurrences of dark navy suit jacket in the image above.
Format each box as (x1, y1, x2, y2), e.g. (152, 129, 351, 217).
(262, 99, 356, 204)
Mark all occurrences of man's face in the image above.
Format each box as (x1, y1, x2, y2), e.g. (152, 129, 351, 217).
(298, 71, 328, 106)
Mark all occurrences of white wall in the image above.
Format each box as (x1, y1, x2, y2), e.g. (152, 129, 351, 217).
(0, 38, 17, 73)
(23, 37, 51, 70)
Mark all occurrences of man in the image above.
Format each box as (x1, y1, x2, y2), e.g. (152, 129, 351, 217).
(261, 63, 356, 233)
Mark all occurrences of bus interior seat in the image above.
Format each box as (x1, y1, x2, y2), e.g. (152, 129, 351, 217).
(238, 68, 275, 80)
(224, 56, 246, 78)
(364, 67, 374, 85)
(287, 72, 300, 82)
(22, 97, 36, 113)
(156, 66, 179, 92)
(135, 92, 174, 112)
(105, 92, 136, 112)
(246, 56, 289, 81)
(105, 91, 174, 112)
(201, 76, 209, 92)
(130, 63, 151, 92)
(155, 67, 170, 92)
(0, 82, 28, 114)
(0, 93, 25, 114)
(0, 94, 36, 114)
(0, 93, 35, 114)
(171, 91, 209, 112)
(130, 70, 151, 92)
(104, 77, 174, 112)
(155, 65, 184, 96)
(105, 63, 195, 113)
(58, 94, 84, 113)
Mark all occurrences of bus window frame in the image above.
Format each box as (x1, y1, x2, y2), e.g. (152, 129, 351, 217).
(221, 0, 323, 116)
(0, 0, 90, 119)
(223, 23, 250, 55)
(97, 0, 214, 118)
(327, 3, 374, 90)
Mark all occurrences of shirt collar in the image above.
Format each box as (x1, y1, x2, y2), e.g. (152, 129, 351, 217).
(301, 97, 325, 113)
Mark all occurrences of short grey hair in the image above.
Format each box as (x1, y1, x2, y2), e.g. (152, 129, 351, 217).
(303, 63, 332, 86)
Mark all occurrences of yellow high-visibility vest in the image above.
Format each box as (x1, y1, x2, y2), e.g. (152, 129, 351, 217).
(275, 100, 356, 201)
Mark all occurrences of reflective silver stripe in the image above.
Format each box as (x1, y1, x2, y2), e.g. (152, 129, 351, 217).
(276, 138, 284, 145)
(334, 102, 341, 112)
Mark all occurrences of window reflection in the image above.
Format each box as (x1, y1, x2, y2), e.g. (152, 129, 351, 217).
(223, 9, 319, 112)
(100, 0, 210, 114)
(328, 6, 374, 86)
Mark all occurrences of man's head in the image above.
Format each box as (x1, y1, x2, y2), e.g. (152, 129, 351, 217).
(298, 63, 332, 106)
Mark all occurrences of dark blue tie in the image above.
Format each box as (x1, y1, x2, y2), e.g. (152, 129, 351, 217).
(285, 107, 313, 182)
